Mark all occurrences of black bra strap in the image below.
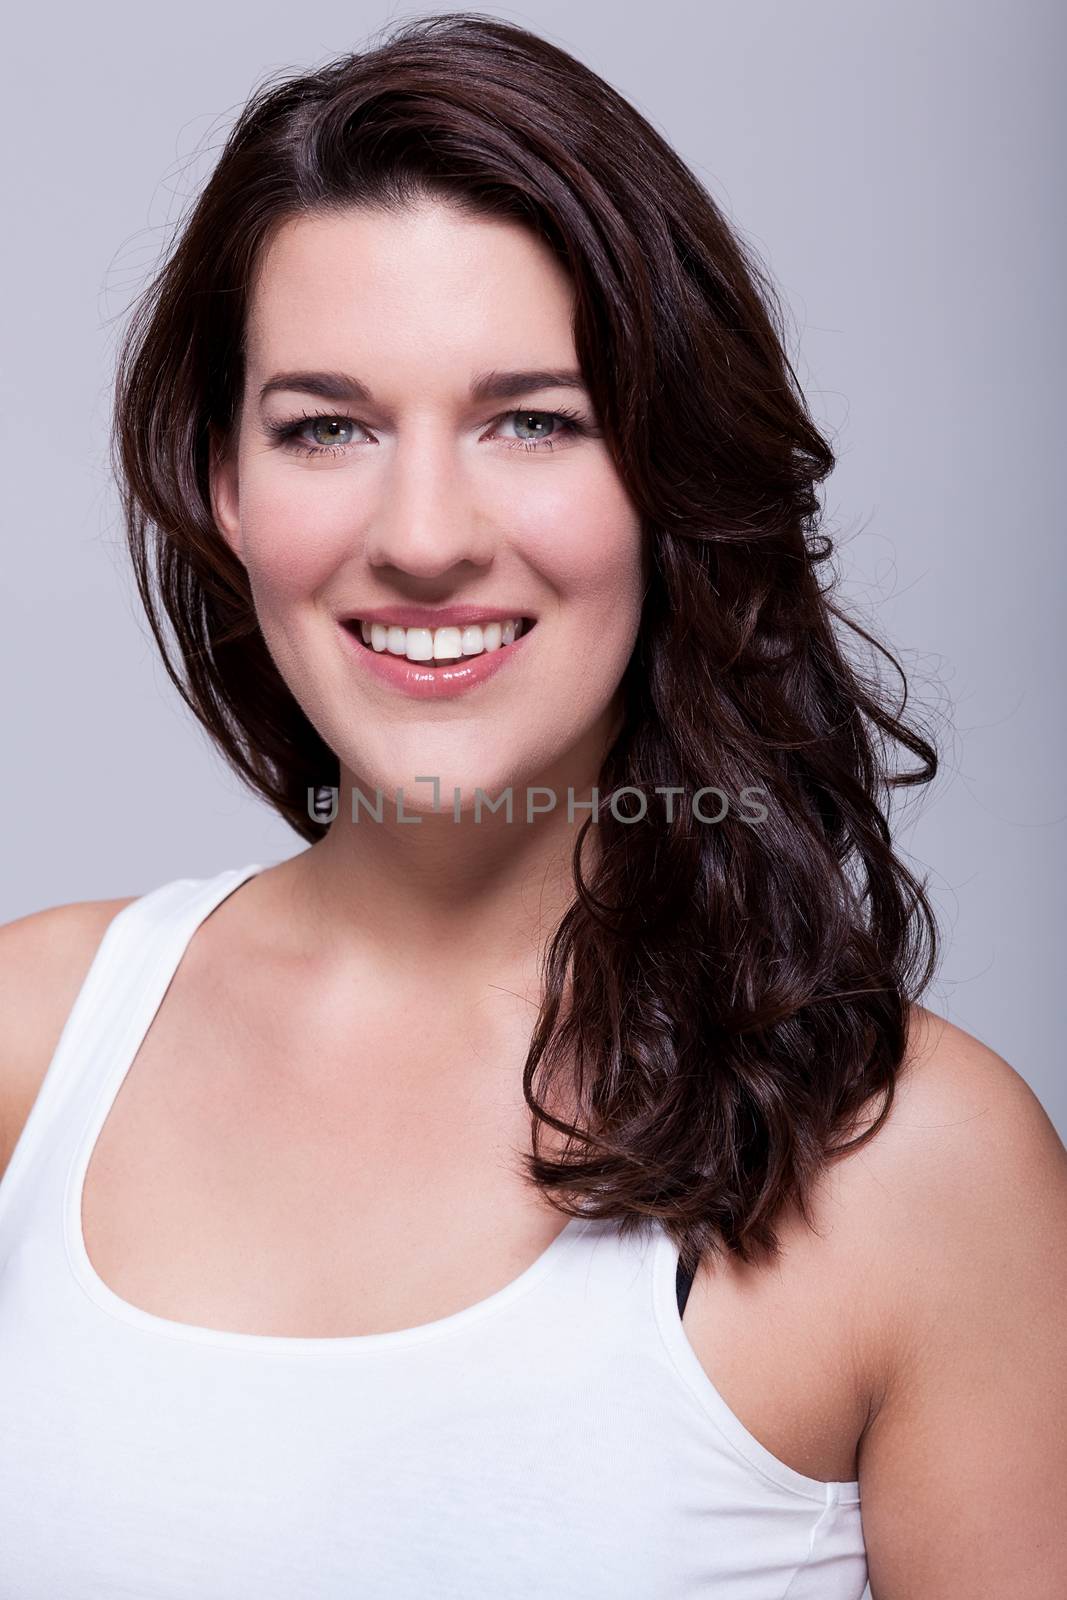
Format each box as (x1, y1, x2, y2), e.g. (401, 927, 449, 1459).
(675, 1257, 696, 1318)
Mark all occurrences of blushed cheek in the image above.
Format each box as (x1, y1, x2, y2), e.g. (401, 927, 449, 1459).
(239, 484, 360, 603)
(518, 477, 644, 626)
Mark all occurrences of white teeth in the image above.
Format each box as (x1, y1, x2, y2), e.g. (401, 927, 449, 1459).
(357, 618, 526, 662)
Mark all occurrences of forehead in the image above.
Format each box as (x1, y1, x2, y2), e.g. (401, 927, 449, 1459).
(246, 202, 577, 379)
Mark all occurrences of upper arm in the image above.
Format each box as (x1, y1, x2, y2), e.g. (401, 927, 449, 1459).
(0, 896, 136, 1181)
(856, 1008, 1067, 1599)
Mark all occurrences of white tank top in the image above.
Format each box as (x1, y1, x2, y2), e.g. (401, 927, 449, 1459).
(0, 863, 867, 1598)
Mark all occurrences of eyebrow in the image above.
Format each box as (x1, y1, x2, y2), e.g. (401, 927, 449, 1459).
(257, 368, 589, 408)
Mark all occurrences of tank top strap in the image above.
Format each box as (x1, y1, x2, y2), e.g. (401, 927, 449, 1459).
(535, 1211, 676, 1356)
(0, 863, 265, 1232)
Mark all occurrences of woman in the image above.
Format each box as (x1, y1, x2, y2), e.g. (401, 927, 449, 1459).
(0, 13, 1063, 1598)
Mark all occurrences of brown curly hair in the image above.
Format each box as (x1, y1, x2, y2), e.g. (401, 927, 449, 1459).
(110, 11, 941, 1274)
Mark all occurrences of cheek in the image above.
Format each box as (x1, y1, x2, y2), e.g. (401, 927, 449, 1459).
(236, 474, 355, 601)
(505, 473, 644, 726)
(510, 470, 645, 625)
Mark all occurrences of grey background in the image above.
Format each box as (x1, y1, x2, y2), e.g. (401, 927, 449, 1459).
(2, 0, 1063, 1174)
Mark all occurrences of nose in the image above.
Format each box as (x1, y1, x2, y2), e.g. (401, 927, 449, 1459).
(363, 426, 496, 581)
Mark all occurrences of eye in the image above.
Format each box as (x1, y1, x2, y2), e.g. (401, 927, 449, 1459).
(489, 408, 587, 452)
(265, 413, 362, 457)
(264, 406, 590, 458)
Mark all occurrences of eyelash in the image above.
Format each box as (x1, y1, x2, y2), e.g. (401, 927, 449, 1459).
(264, 405, 588, 458)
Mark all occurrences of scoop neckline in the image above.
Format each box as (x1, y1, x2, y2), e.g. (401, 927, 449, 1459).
(63, 860, 591, 1356)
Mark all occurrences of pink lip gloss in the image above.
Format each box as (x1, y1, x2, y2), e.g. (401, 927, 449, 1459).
(338, 620, 537, 701)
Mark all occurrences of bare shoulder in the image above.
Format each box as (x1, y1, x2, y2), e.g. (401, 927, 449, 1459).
(833, 1002, 1067, 1385)
(836, 1003, 1066, 1252)
(848, 1004, 1067, 1597)
(895, 1000, 1060, 1149)
(0, 895, 138, 1181)
(836, 1002, 1065, 1225)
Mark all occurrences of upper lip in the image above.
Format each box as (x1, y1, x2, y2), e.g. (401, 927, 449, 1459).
(339, 605, 536, 629)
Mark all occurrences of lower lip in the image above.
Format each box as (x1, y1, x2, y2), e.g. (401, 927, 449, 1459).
(338, 621, 537, 700)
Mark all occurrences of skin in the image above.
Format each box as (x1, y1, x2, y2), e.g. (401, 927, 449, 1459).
(210, 199, 646, 999)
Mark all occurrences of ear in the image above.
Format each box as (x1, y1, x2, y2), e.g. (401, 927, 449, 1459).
(208, 425, 243, 563)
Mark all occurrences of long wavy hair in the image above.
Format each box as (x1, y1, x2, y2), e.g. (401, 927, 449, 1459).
(111, 11, 940, 1273)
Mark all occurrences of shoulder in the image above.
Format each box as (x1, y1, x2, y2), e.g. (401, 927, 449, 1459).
(898, 1000, 1056, 1146)
(0, 894, 139, 1024)
(840, 1004, 1065, 1263)
(834, 1003, 1067, 1388)
(0, 895, 138, 1180)
(847, 1004, 1067, 1596)
(839, 1002, 1064, 1224)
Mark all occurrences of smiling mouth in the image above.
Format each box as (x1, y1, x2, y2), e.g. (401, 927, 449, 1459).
(343, 616, 537, 667)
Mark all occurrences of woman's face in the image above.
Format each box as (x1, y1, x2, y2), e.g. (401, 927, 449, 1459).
(211, 199, 646, 814)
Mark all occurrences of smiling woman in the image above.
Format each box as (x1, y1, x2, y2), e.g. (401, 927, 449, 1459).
(0, 11, 1064, 1600)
